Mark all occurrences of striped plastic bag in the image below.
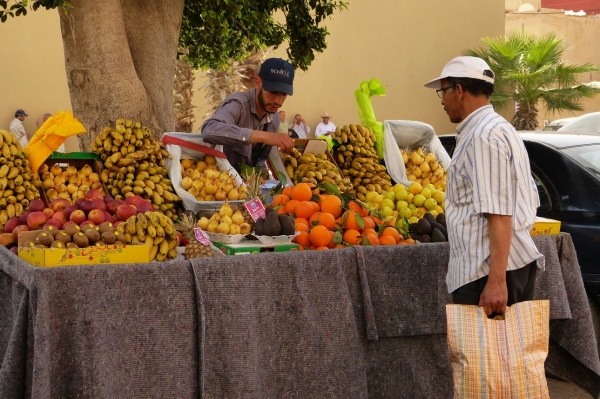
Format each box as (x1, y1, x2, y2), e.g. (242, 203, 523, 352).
(446, 300, 550, 399)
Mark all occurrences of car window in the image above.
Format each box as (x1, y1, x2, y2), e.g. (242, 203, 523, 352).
(562, 145, 600, 176)
(531, 171, 552, 210)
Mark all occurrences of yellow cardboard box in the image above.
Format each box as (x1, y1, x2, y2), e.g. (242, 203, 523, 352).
(530, 217, 561, 236)
(18, 230, 150, 267)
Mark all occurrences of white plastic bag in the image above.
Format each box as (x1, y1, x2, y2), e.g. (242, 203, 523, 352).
(162, 132, 244, 213)
(383, 120, 452, 186)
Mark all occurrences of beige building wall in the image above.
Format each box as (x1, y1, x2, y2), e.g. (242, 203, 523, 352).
(193, 0, 506, 136)
(0, 9, 78, 151)
(506, 11, 600, 126)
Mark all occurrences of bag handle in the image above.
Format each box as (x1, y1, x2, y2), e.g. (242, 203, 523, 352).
(161, 135, 227, 159)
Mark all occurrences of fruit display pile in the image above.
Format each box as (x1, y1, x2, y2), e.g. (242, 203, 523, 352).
(180, 156, 248, 201)
(196, 202, 253, 235)
(400, 147, 447, 190)
(280, 150, 351, 192)
(330, 124, 393, 200)
(20, 220, 121, 250)
(91, 118, 183, 221)
(0, 130, 43, 230)
(254, 208, 295, 236)
(115, 211, 179, 261)
(39, 163, 106, 204)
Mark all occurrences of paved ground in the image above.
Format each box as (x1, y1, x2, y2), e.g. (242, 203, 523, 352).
(548, 378, 594, 398)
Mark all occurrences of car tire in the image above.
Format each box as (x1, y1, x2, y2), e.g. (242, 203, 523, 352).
(588, 293, 600, 358)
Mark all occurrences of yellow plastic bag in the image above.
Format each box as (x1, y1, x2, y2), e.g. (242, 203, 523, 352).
(24, 111, 86, 174)
(446, 301, 550, 399)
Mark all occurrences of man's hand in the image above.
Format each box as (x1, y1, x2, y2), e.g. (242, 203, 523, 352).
(479, 279, 508, 316)
(249, 130, 294, 153)
(481, 213, 513, 316)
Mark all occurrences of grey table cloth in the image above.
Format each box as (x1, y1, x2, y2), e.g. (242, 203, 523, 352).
(1, 233, 598, 398)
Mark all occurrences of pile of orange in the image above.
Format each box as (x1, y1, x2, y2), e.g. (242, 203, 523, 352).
(272, 182, 416, 250)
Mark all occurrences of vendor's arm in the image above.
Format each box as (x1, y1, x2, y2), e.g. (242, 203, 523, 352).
(202, 100, 294, 153)
(479, 214, 511, 316)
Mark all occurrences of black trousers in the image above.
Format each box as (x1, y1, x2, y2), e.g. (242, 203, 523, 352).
(452, 261, 537, 306)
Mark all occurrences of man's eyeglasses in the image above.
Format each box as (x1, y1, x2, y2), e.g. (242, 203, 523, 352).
(436, 85, 455, 98)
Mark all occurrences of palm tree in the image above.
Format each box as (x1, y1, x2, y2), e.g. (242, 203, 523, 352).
(464, 31, 600, 130)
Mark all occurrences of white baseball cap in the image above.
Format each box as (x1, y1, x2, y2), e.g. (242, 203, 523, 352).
(424, 56, 495, 89)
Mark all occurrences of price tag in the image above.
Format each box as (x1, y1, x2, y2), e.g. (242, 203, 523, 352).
(193, 228, 213, 246)
(244, 197, 266, 221)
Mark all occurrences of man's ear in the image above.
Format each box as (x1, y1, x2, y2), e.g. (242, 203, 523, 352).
(255, 77, 262, 91)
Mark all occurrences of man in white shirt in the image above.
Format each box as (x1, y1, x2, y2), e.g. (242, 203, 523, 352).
(278, 110, 288, 133)
(424, 56, 543, 316)
(9, 109, 29, 149)
(314, 112, 336, 137)
(289, 113, 310, 139)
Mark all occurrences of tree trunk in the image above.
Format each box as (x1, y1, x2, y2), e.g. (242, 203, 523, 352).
(59, 0, 185, 151)
(511, 102, 539, 131)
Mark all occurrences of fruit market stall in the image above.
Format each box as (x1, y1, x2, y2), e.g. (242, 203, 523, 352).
(0, 234, 598, 398)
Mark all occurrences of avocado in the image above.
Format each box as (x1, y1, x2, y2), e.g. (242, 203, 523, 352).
(265, 207, 277, 216)
(279, 215, 295, 235)
(416, 219, 432, 236)
(430, 222, 448, 239)
(255, 218, 265, 235)
(436, 213, 446, 224)
(432, 228, 447, 243)
(420, 234, 432, 243)
(264, 212, 281, 236)
(423, 212, 437, 226)
(410, 233, 423, 242)
(408, 222, 419, 233)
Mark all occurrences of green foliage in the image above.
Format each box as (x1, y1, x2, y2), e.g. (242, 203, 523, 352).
(180, 0, 347, 71)
(464, 31, 600, 128)
(0, 0, 69, 22)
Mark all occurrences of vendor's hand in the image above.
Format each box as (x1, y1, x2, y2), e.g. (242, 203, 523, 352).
(479, 279, 508, 316)
(250, 130, 294, 153)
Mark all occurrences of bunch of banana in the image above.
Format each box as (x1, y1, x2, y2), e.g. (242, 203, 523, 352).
(38, 163, 105, 204)
(400, 147, 447, 191)
(281, 149, 351, 192)
(330, 124, 393, 200)
(180, 156, 248, 201)
(116, 211, 179, 262)
(93, 118, 183, 221)
(0, 129, 43, 229)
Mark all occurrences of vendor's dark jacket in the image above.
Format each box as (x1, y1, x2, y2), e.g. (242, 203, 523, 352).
(201, 87, 280, 173)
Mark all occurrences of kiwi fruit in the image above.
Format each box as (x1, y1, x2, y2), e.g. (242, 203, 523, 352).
(101, 231, 116, 244)
(22, 240, 35, 248)
(80, 223, 97, 233)
(72, 232, 89, 248)
(66, 242, 79, 249)
(50, 240, 65, 249)
(99, 222, 114, 234)
(94, 241, 106, 248)
(36, 232, 54, 247)
(42, 225, 60, 237)
(84, 228, 101, 244)
(34, 244, 47, 249)
(64, 224, 81, 237)
(114, 240, 124, 246)
(54, 231, 72, 244)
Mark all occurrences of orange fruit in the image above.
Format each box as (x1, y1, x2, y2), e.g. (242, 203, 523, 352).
(282, 186, 293, 197)
(277, 206, 287, 214)
(297, 244, 305, 250)
(284, 199, 299, 214)
(363, 228, 378, 237)
(379, 235, 397, 245)
(334, 244, 346, 249)
(370, 214, 384, 226)
(343, 229, 362, 245)
(306, 183, 319, 194)
(291, 183, 312, 202)
(363, 217, 376, 230)
(342, 210, 363, 231)
(295, 223, 309, 233)
(361, 233, 380, 246)
(295, 201, 315, 220)
(309, 201, 320, 212)
(320, 195, 343, 218)
(327, 230, 335, 248)
(315, 246, 329, 250)
(316, 212, 336, 230)
(295, 218, 309, 228)
(381, 227, 401, 244)
(309, 225, 331, 247)
(348, 200, 369, 217)
(403, 238, 416, 244)
(309, 211, 322, 227)
(272, 194, 290, 207)
(295, 231, 311, 247)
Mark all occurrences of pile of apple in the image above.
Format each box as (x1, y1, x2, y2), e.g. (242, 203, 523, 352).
(0, 189, 157, 252)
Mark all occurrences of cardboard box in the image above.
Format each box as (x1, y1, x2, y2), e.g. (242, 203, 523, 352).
(267, 139, 341, 185)
(18, 230, 150, 267)
(531, 217, 561, 236)
(213, 241, 299, 255)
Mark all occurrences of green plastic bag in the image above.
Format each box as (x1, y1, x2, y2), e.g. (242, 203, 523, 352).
(355, 78, 386, 159)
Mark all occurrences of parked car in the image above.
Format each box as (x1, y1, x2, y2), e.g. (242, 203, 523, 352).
(556, 112, 600, 133)
(542, 117, 577, 131)
(438, 132, 600, 336)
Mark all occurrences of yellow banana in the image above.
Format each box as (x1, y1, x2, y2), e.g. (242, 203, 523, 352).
(127, 215, 137, 235)
(0, 130, 13, 145)
(159, 240, 169, 256)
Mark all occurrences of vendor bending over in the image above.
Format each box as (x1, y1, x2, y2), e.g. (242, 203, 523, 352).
(201, 58, 295, 176)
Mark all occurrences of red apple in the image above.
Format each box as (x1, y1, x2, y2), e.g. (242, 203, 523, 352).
(85, 188, 104, 200)
(79, 200, 96, 214)
(27, 212, 47, 230)
(29, 199, 46, 213)
(12, 225, 30, 241)
(0, 233, 16, 248)
(177, 231, 184, 246)
(103, 195, 113, 204)
(64, 205, 78, 219)
(116, 205, 137, 222)
(10, 246, 18, 254)
(136, 202, 154, 213)
(49, 197, 71, 212)
(3, 217, 20, 234)
(69, 210, 86, 225)
(91, 198, 106, 212)
(74, 198, 86, 208)
(88, 209, 105, 225)
(43, 219, 62, 229)
(106, 200, 121, 215)
(42, 207, 55, 220)
(103, 211, 114, 224)
(18, 211, 30, 225)
(52, 211, 68, 227)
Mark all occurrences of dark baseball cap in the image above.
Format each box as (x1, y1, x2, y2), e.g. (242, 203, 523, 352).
(258, 58, 295, 96)
(15, 109, 28, 117)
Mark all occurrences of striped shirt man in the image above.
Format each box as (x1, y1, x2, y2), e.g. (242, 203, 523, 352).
(445, 105, 545, 293)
